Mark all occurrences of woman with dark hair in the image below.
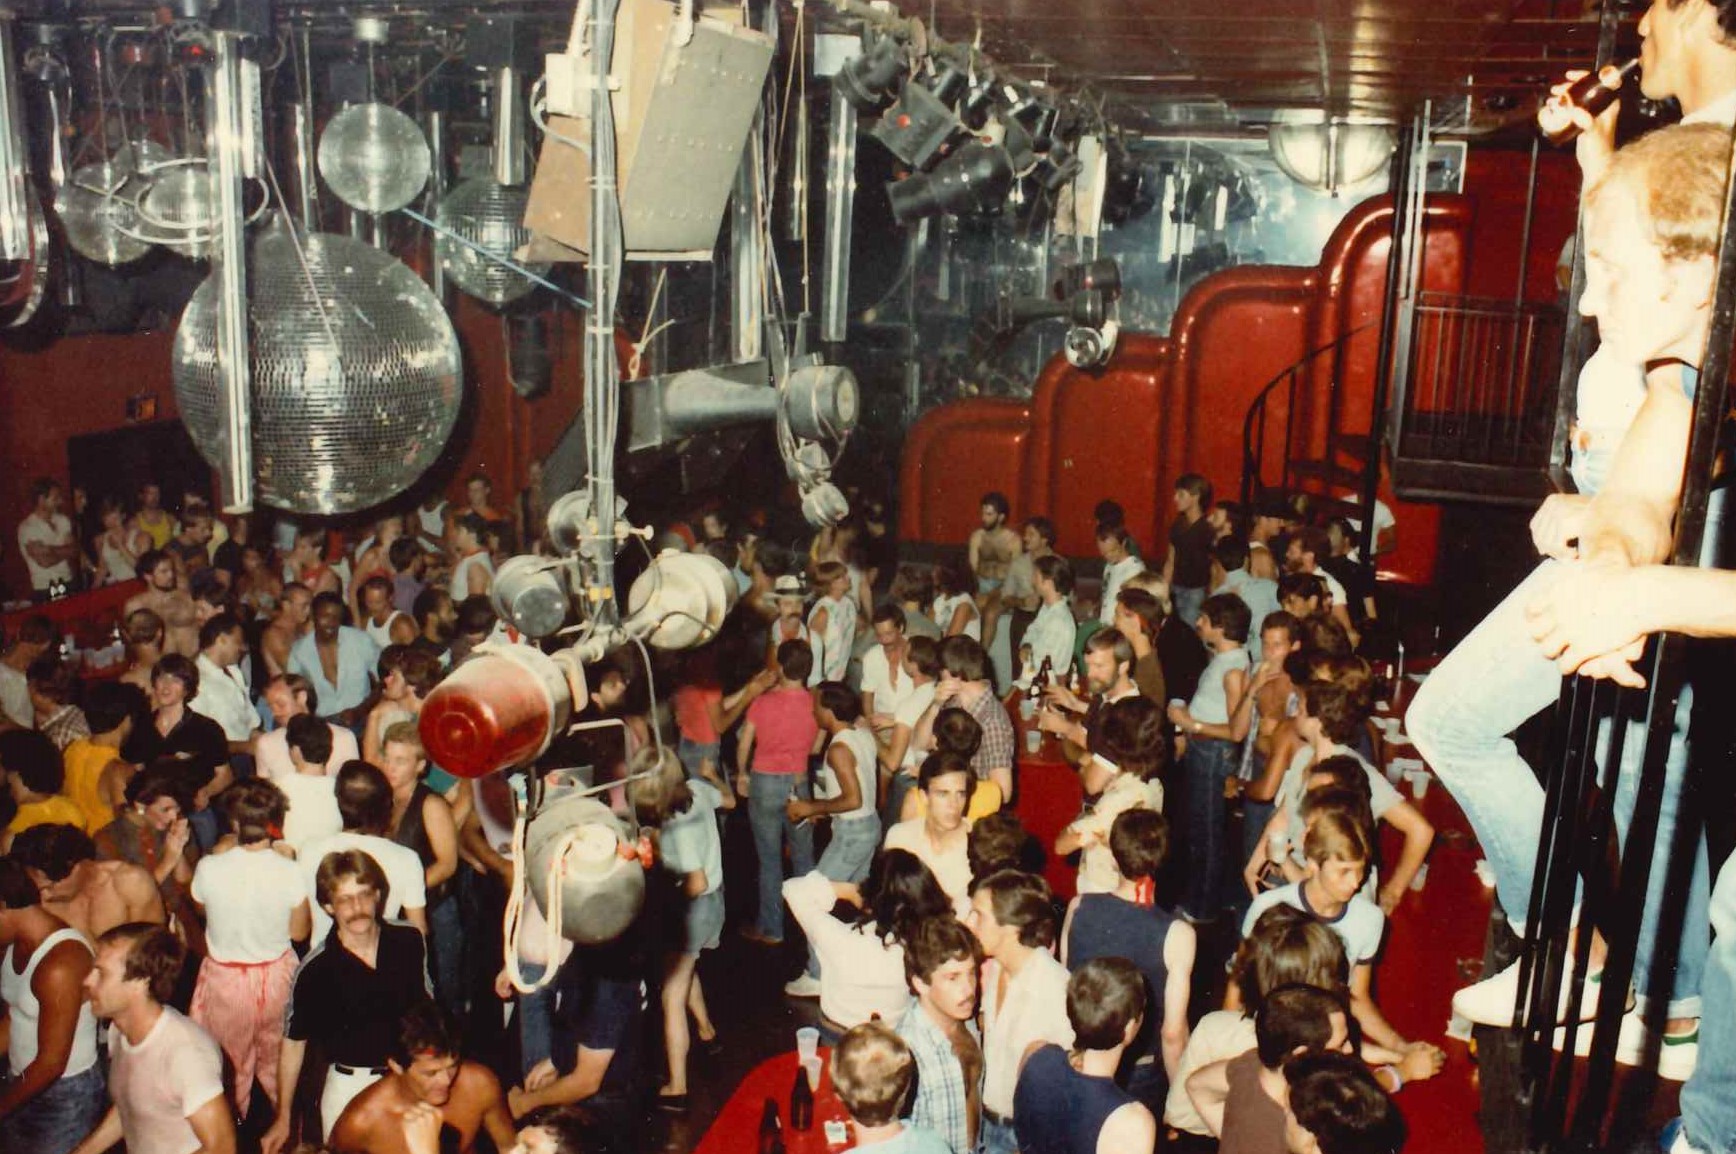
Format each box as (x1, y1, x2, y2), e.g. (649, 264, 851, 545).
(783, 847, 953, 1036)
(931, 558, 982, 641)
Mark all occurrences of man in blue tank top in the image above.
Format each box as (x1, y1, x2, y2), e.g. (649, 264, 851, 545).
(1013, 957, 1157, 1154)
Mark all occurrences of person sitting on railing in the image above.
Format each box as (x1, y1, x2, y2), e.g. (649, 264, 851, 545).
(1407, 121, 1729, 1077)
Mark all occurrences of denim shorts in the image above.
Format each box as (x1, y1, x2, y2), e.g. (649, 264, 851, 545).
(683, 888, 725, 954)
(677, 737, 721, 779)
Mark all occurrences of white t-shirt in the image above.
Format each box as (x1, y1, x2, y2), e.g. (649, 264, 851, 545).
(255, 723, 359, 781)
(300, 831, 428, 942)
(1244, 882, 1386, 966)
(108, 1008, 227, 1154)
(1277, 743, 1402, 872)
(191, 847, 307, 963)
(17, 512, 73, 590)
(884, 818, 973, 917)
(981, 949, 1075, 1116)
(189, 655, 259, 744)
(660, 780, 723, 895)
(1315, 566, 1349, 608)
(276, 774, 344, 853)
(0, 664, 32, 729)
(1166, 1010, 1256, 1134)
(1099, 554, 1145, 624)
(894, 683, 938, 769)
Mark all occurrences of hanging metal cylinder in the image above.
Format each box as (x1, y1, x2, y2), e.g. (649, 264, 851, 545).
(493, 66, 526, 187)
(731, 114, 765, 362)
(206, 30, 253, 513)
(0, 15, 32, 261)
(821, 81, 857, 343)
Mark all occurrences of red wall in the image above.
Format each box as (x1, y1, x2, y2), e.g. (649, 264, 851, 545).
(0, 277, 590, 593)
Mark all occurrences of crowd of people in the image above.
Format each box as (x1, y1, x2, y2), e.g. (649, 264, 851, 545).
(2, 6, 1735, 1152)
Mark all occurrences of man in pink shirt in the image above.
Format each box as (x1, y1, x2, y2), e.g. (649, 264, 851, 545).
(735, 640, 820, 945)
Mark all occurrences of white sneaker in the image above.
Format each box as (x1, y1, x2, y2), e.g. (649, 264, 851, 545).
(1551, 1010, 1699, 1081)
(783, 974, 822, 998)
(1451, 957, 1616, 1027)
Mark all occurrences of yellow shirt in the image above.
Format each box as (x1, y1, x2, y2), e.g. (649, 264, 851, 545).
(908, 779, 1003, 821)
(9, 794, 87, 837)
(62, 739, 123, 833)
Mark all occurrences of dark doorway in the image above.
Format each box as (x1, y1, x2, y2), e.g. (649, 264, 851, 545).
(67, 420, 212, 517)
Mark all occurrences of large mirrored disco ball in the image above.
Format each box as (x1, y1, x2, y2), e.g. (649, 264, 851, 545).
(172, 218, 463, 514)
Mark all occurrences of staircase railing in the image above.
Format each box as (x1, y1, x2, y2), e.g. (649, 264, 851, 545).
(1395, 292, 1566, 472)
(1238, 324, 1374, 514)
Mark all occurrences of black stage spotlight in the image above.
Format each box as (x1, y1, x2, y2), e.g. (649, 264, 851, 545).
(1053, 258, 1121, 303)
(872, 80, 964, 169)
(835, 33, 907, 112)
(886, 140, 1014, 224)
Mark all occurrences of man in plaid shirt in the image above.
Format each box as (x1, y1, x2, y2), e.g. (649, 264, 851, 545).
(932, 637, 1016, 806)
(896, 917, 984, 1154)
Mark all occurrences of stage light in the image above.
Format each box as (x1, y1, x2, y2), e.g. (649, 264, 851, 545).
(834, 33, 906, 112)
(886, 140, 1014, 224)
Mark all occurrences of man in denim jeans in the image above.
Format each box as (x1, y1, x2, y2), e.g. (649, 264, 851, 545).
(0, 858, 106, 1154)
(1408, 120, 1730, 1074)
(783, 682, 884, 998)
(1168, 594, 1252, 923)
(735, 640, 820, 946)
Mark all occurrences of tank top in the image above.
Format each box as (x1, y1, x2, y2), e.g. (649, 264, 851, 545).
(100, 537, 137, 583)
(1219, 1050, 1288, 1154)
(364, 611, 410, 649)
(1065, 893, 1176, 1065)
(931, 593, 982, 640)
(2, 929, 100, 1078)
(418, 501, 448, 539)
(822, 725, 881, 822)
(393, 783, 450, 902)
(62, 741, 121, 832)
(450, 550, 494, 599)
(1012, 1043, 1135, 1154)
(1189, 646, 1250, 726)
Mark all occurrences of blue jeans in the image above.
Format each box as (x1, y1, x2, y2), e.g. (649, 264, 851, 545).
(1172, 585, 1206, 632)
(1679, 851, 1736, 1151)
(1234, 795, 1278, 921)
(982, 1112, 1019, 1154)
(514, 960, 556, 1077)
(1181, 737, 1240, 920)
(0, 1064, 106, 1154)
(428, 894, 464, 1012)
(749, 772, 814, 941)
(806, 814, 881, 977)
(1406, 558, 1707, 1017)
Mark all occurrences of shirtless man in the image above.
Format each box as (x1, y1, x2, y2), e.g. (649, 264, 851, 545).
(10, 824, 165, 939)
(969, 492, 1021, 652)
(261, 583, 313, 679)
(123, 551, 199, 658)
(1230, 611, 1303, 870)
(331, 1001, 516, 1154)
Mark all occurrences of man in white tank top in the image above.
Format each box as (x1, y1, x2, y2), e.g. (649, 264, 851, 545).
(447, 514, 495, 601)
(781, 682, 885, 997)
(357, 577, 417, 650)
(0, 858, 105, 1154)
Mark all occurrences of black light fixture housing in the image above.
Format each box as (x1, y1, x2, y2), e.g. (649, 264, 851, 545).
(886, 140, 1014, 224)
(834, 33, 907, 113)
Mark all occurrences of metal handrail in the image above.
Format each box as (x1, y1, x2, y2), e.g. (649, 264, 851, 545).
(1238, 323, 1376, 514)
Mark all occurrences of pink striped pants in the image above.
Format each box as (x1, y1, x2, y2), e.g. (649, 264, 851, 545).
(190, 950, 297, 1117)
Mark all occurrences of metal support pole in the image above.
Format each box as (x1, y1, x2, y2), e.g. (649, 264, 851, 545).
(584, 0, 623, 626)
(731, 113, 766, 362)
(493, 66, 526, 187)
(208, 31, 253, 513)
(426, 107, 450, 303)
(821, 82, 857, 344)
(0, 16, 31, 261)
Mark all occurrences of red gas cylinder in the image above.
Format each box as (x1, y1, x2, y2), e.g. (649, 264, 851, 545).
(418, 645, 578, 778)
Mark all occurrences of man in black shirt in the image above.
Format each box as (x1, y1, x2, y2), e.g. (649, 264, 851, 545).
(120, 655, 230, 850)
(263, 849, 431, 1154)
(1164, 474, 1217, 631)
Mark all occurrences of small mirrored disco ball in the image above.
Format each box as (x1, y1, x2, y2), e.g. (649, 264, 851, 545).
(172, 217, 463, 514)
(434, 175, 549, 306)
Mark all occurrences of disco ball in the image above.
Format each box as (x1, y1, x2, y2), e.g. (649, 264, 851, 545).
(318, 103, 430, 215)
(172, 218, 463, 514)
(434, 176, 548, 306)
(57, 141, 172, 265)
(138, 164, 216, 259)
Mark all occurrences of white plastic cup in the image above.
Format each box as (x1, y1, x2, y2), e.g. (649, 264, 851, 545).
(1385, 762, 1404, 785)
(1019, 697, 1036, 721)
(1409, 863, 1430, 892)
(1406, 769, 1430, 800)
(802, 1054, 823, 1090)
(1025, 728, 1042, 754)
(796, 1026, 820, 1064)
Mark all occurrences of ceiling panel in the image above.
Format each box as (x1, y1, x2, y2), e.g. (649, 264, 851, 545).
(913, 0, 1622, 128)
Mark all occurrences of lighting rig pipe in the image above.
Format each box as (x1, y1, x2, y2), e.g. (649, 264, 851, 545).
(208, 30, 254, 513)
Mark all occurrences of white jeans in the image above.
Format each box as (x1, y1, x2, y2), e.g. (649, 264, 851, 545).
(320, 1064, 384, 1137)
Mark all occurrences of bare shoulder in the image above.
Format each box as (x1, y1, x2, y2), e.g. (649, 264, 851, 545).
(456, 1059, 505, 1102)
(107, 860, 158, 894)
